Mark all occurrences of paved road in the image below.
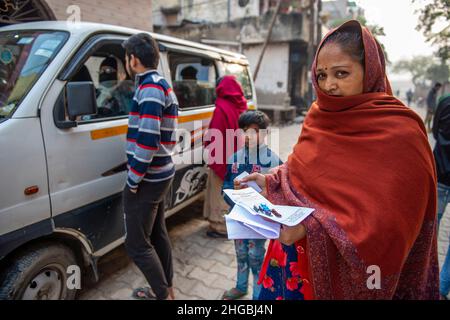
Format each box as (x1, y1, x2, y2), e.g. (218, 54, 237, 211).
(78, 110, 450, 299)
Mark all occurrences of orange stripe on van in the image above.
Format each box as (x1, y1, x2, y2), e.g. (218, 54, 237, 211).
(178, 112, 213, 124)
(90, 111, 214, 140)
(91, 125, 128, 140)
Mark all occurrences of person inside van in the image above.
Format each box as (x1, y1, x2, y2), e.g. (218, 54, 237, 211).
(181, 65, 197, 80)
(96, 57, 133, 117)
(174, 65, 199, 108)
(96, 57, 119, 116)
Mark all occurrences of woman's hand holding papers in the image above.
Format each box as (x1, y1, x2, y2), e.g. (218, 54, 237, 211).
(278, 223, 307, 245)
(232, 174, 309, 243)
(234, 173, 267, 197)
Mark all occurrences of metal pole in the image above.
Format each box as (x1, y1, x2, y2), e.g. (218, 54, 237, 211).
(307, 0, 316, 106)
(253, 0, 282, 81)
(316, 0, 322, 45)
(307, 0, 316, 70)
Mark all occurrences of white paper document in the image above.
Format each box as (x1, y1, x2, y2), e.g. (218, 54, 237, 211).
(223, 187, 315, 227)
(224, 187, 315, 239)
(226, 205, 280, 239)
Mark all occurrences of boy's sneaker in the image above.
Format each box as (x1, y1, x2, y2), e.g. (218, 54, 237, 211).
(206, 229, 228, 238)
(222, 288, 247, 300)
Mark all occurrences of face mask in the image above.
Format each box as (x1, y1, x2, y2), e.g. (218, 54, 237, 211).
(99, 73, 116, 85)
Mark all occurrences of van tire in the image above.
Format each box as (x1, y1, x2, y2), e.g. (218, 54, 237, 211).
(0, 243, 78, 300)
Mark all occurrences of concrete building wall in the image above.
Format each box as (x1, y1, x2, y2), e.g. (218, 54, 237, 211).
(152, 0, 179, 26)
(243, 43, 290, 105)
(153, 0, 260, 26)
(152, 1, 320, 110)
(228, 0, 260, 21)
(45, 0, 153, 31)
(155, 12, 305, 49)
(180, 0, 259, 23)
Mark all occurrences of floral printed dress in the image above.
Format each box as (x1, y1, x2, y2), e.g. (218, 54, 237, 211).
(257, 239, 313, 300)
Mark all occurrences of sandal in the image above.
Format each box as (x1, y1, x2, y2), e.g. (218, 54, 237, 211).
(222, 288, 247, 300)
(206, 230, 228, 238)
(132, 287, 156, 300)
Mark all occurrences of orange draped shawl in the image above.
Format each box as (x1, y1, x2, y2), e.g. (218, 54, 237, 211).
(262, 20, 439, 299)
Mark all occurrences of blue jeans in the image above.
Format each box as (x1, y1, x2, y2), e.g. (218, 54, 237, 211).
(234, 239, 266, 300)
(437, 183, 450, 296)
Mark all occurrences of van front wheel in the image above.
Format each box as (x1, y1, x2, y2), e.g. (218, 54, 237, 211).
(0, 243, 78, 300)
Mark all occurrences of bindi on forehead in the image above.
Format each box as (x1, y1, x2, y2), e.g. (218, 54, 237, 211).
(317, 63, 352, 72)
(316, 66, 328, 72)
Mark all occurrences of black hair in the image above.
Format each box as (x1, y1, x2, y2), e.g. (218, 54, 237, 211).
(181, 66, 198, 79)
(435, 82, 443, 88)
(321, 26, 365, 67)
(238, 110, 271, 130)
(100, 56, 117, 69)
(122, 33, 159, 69)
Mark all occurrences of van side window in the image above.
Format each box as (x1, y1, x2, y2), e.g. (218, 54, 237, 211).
(67, 43, 134, 122)
(168, 53, 216, 109)
(224, 63, 253, 100)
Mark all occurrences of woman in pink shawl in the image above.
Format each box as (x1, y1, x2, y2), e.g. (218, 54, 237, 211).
(203, 75, 248, 237)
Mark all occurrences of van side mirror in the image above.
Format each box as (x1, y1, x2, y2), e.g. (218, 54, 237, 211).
(66, 81, 97, 119)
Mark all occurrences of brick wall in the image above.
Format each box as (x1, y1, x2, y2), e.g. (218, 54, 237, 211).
(45, 0, 153, 31)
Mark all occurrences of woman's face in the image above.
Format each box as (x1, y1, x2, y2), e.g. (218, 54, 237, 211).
(316, 43, 364, 97)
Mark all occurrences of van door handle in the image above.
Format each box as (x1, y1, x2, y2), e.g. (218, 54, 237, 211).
(178, 135, 185, 152)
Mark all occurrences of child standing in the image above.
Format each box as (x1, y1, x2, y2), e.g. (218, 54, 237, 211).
(221, 111, 282, 300)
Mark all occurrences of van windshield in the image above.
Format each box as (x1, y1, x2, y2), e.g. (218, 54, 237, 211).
(0, 30, 68, 119)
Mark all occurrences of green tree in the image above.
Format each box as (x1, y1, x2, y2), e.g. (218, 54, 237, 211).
(393, 56, 431, 86)
(414, 0, 450, 62)
(393, 55, 450, 86)
(426, 62, 450, 84)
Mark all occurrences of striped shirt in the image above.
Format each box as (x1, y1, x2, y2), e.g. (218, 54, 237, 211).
(126, 70, 179, 189)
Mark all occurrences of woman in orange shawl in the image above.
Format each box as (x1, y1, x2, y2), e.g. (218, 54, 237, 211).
(238, 20, 439, 299)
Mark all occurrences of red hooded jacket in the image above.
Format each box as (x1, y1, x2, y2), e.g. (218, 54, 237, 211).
(204, 75, 248, 180)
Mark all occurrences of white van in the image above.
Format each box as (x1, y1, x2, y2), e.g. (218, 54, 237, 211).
(0, 21, 257, 299)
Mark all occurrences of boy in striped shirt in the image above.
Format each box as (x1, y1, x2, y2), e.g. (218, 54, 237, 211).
(122, 33, 178, 300)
